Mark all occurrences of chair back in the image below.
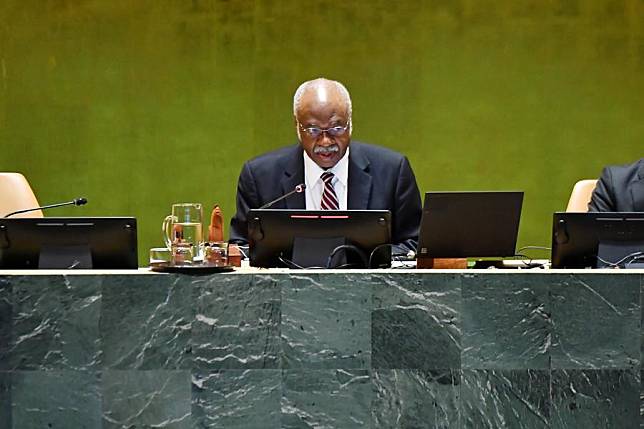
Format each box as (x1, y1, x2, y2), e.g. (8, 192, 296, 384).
(565, 179, 598, 212)
(0, 173, 43, 218)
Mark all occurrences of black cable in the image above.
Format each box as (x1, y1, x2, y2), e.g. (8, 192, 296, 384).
(512, 245, 551, 269)
(278, 255, 305, 269)
(596, 251, 644, 268)
(332, 263, 364, 269)
(326, 244, 368, 269)
(368, 244, 393, 269)
(235, 245, 249, 260)
(278, 254, 330, 269)
(512, 253, 548, 269)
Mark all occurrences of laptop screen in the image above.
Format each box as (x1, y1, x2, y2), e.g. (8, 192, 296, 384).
(417, 191, 523, 258)
(247, 209, 391, 268)
(551, 212, 644, 268)
(0, 217, 138, 269)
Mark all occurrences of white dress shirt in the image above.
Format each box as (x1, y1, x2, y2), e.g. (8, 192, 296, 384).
(303, 147, 349, 210)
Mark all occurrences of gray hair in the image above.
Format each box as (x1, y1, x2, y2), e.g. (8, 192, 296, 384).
(292, 78, 352, 118)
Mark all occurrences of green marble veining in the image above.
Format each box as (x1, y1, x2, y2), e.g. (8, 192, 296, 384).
(0, 372, 10, 428)
(11, 275, 101, 371)
(282, 369, 372, 428)
(192, 369, 281, 429)
(461, 370, 550, 429)
(282, 274, 371, 369)
(0, 271, 642, 428)
(640, 369, 644, 427)
(550, 369, 639, 428)
(373, 369, 460, 428)
(12, 370, 101, 428)
(193, 274, 281, 370)
(462, 274, 552, 370)
(0, 278, 11, 371)
(550, 274, 640, 370)
(373, 273, 461, 370)
(100, 275, 192, 370)
(102, 370, 191, 428)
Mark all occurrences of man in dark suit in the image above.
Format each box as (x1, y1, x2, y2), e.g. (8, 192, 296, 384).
(589, 158, 644, 212)
(230, 78, 422, 253)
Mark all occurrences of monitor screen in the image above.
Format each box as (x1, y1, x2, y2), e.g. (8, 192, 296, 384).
(0, 217, 138, 269)
(551, 212, 644, 268)
(417, 191, 524, 258)
(247, 209, 391, 268)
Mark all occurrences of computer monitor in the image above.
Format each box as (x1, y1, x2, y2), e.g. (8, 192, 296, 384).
(417, 191, 524, 258)
(551, 212, 644, 268)
(0, 217, 138, 269)
(247, 209, 391, 268)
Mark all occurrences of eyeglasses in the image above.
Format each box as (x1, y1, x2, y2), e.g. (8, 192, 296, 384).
(298, 119, 351, 139)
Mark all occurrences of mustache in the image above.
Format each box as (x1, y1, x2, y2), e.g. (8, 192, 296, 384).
(313, 144, 340, 154)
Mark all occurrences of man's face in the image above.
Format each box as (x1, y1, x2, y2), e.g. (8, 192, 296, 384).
(295, 88, 351, 169)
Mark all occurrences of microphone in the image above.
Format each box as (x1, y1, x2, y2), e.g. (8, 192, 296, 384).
(259, 184, 306, 209)
(4, 197, 88, 218)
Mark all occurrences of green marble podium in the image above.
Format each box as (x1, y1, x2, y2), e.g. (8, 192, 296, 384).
(0, 269, 642, 428)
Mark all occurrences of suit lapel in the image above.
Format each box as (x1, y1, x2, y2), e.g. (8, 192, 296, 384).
(631, 159, 644, 212)
(347, 144, 372, 209)
(280, 145, 306, 209)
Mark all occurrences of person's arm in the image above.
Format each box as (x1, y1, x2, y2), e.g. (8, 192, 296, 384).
(391, 156, 422, 254)
(229, 162, 260, 245)
(588, 167, 616, 212)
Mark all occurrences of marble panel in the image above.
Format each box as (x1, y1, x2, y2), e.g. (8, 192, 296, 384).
(193, 274, 280, 370)
(641, 275, 644, 371)
(462, 274, 551, 369)
(192, 369, 281, 428)
(0, 371, 11, 429)
(372, 273, 461, 370)
(550, 369, 639, 428)
(550, 273, 640, 369)
(372, 369, 460, 428)
(0, 278, 11, 370)
(12, 370, 100, 428)
(461, 369, 550, 429)
(282, 274, 371, 369)
(102, 370, 191, 428)
(640, 369, 644, 428)
(100, 274, 192, 369)
(281, 369, 371, 428)
(10, 275, 101, 370)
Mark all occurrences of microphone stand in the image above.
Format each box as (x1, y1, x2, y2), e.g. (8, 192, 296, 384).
(259, 184, 306, 209)
(4, 198, 88, 218)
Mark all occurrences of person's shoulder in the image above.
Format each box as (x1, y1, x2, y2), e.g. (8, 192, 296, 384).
(596, 159, 644, 195)
(351, 141, 407, 163)
(602, 158, 644, 179)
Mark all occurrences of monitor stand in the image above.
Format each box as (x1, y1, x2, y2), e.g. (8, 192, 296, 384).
(292, 236, 347, 268)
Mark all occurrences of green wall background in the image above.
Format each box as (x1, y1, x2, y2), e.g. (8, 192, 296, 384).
(1, 0, 643, 265)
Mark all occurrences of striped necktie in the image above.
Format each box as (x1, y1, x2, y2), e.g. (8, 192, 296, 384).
(320, 171, 339, 210)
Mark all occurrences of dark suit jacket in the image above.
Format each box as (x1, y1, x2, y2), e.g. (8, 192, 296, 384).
(589, 158, 644, 212)
(230, 141, 422, 252)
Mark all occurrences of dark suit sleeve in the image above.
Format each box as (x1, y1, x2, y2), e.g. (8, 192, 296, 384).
(229, 162, 260, 244)
(392, 156, 422, 254)
(588, 167, 616, 212)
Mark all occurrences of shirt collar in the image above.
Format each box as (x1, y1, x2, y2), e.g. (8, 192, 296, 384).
(303, 146, 350, 186)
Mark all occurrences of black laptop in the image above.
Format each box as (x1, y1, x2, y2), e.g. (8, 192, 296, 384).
(551, 212, 644, 268)
(0, 217, 138, 269)
(417, 191, 524, 259)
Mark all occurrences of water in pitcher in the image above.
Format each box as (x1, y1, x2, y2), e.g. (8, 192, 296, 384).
(174, 222, 204, 259)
